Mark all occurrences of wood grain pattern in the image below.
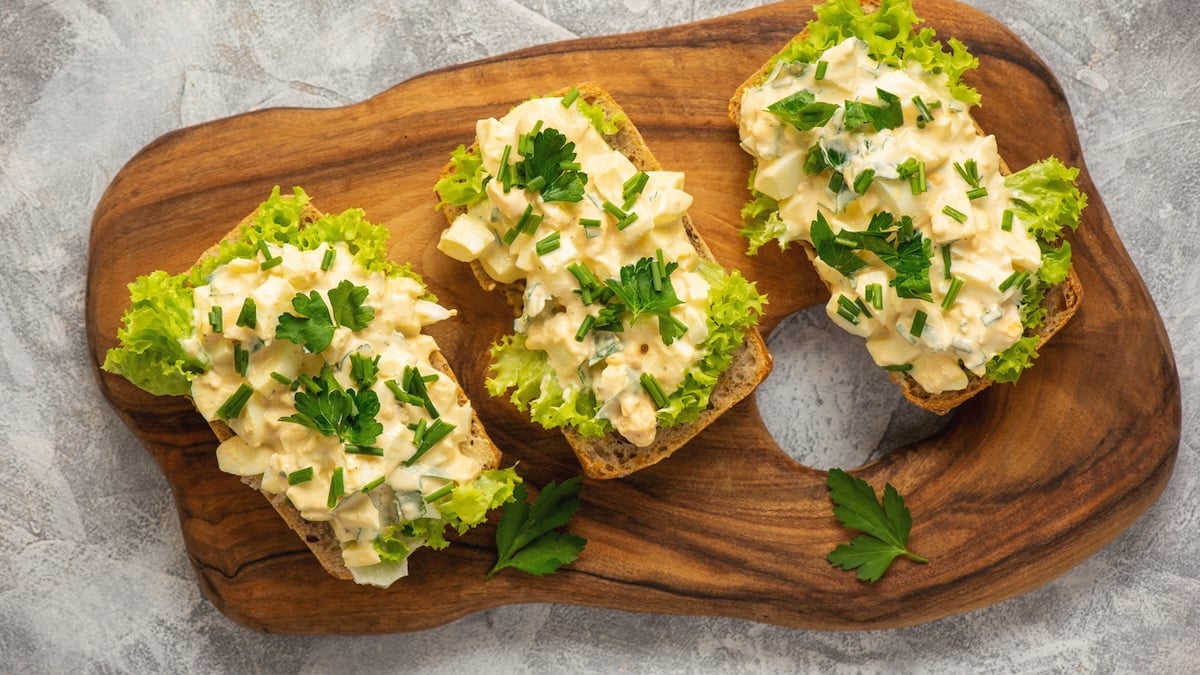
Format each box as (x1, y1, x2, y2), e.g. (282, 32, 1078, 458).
(86, 0, 1180, 632)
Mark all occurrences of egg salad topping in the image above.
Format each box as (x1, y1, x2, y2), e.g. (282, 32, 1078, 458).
(738, 38, 1047, 393)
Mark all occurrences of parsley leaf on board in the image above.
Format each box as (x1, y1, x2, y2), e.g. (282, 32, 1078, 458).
(512, 127, 587, 203)
(488, 476, 586, 578)
(826, 468, 928, 582)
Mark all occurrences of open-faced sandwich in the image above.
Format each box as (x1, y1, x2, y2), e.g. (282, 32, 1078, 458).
(435, 83, 771, 478)
(103, 187, 519, 587)
(730, 0, 1087, 413)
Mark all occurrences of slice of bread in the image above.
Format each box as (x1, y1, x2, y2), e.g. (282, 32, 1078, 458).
(198, 198, 502, 580)
(727, 5, 1082, 415)
(438, 82, 771, 478)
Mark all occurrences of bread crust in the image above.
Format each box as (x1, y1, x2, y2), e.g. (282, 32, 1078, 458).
(438, 82, 772, 478)
(196, 199, 502, 581)
(727, 7, 1082, 415)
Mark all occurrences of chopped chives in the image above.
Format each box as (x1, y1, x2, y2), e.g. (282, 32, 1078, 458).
(966, 187, 989, 200)
(865, 283, 883, 310)
(535, 231, 561, 256)
(640, 372, 669, 409)
(855, 297, 873, 319)
(912, 95, 934, 126)
(423, 484, 455, 503)
(345, 445, 384, 457)
(517, 132, 533, 158)
(386, 378, 424, 406)
(561, 87, 580, 108)
(815, 60, 828, 80)
(233, 342, 249, 377)
(260, 256, 282, 271)
(579, 217, 602, 229)
(622, 171, 649, 210)
(616, 212, 639, 230)
(287, 466, 314, 485)
(525, 175, 547, 192)
(321, 247, 336, 271)
(406, 419, 457, 466)
(954, 159, 981, 188)
(402, 366, 439, 418)
(529, 120, 543, 136)
(653, 248, 667, 292)
(408, 418, 427, 450)
(502, 204, 535, 245)
(853, 169, 875, 194)
(883, 363, 913, 372)
(834, 234, 858, 248)
(574, 315, 595, 342)
(999, 270, 1029, 292)
(327, 466, 344, 508)
(216, 383, 254, 420)
(836, 295, 861, 325)
(909, 310, 928, 337)
(208, 306, 223, 333)
(912, 161, 927, 195)
(269, 371, 292, 386)
(360, 475, 386, 493)
(942, 205, 967, 224)
(1001, 209, 1015, 232)
(602, 200, 627, 220)
(941, 245, 953, 280)
(236, 298, 257, 329)
(941, 277, 964, 310)
(498, 145, 513, 190)
(827, 172, 845, 193)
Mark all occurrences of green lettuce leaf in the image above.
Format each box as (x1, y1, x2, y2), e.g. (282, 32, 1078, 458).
(438, 466, 523, 533)
(985, 336, 1039, 383)
(765, 0, 980, 106)
(434, 144, 489, 209)
(575, 97, 627, 136)
(101, 270, 206, 396)
(740, 172, 789, 255)
(1005, 157, 1088, 243)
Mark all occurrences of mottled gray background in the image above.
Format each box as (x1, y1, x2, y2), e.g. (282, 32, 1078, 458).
(2, 0, 1196, 672)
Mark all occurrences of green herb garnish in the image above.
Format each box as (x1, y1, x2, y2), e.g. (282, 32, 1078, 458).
(236, 298, 257, 329)
(766, 89, 839, 131)
(216, 383, 254, 420)
(488, 477, 586, 578)
(280, 365, 383, 447)
(826, 468, 928, 582)
(287, 466, 314, 485)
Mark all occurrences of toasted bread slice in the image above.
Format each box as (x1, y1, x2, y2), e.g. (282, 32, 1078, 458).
(198, 199, 502, 580)
(727, 5, 1081, 415)
(438, 82, 771, 478)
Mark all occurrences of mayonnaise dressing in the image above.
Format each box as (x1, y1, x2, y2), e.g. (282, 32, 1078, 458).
(186, 241, 483, 576)
(439, 96, 709, 447)
(737, 38, 1042, 393)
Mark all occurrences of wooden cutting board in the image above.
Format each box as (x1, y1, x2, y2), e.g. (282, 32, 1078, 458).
(86, 0, 1180, 632)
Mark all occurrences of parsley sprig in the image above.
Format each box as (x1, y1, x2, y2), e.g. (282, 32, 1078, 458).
(280, 365, 383, 448)
(569, 253, 688, 345)
(503, 126, 587, 203)
(276, 280, 375, 353)
(809, 211, 933, 301)
(826, 468, 928, 582)
(488, 476, 586, 578)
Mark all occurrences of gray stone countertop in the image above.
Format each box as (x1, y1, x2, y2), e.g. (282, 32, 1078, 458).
(2, 0, 1196, 672)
